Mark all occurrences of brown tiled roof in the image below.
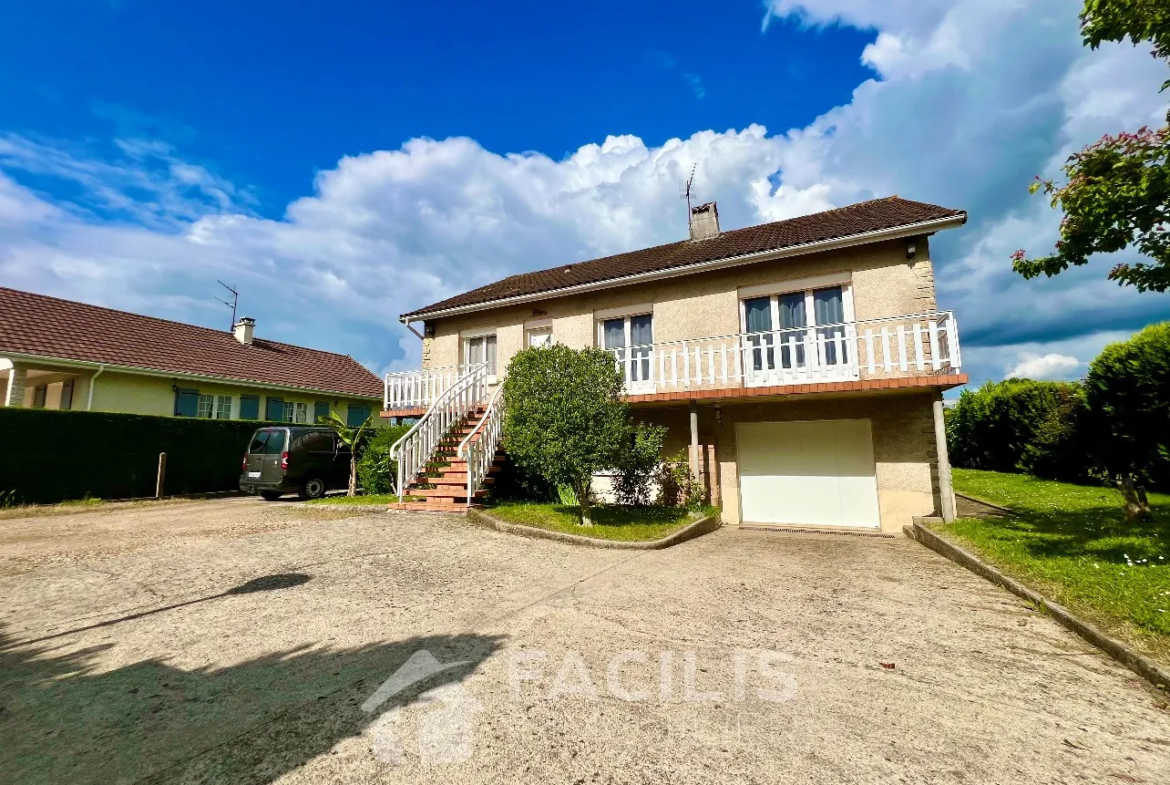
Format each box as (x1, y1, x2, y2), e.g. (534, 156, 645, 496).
(0, 288, 383, 398)
(403, 196, 965, 319)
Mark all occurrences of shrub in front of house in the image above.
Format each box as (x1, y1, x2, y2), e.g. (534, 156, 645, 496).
(355, 423, 412, 495)
(501, 344, 666, 524)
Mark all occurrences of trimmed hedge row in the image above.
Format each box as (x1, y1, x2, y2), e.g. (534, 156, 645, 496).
(0, 408, 281, 504)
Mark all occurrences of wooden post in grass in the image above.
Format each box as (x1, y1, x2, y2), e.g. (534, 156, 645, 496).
(156, 452, 167, 499)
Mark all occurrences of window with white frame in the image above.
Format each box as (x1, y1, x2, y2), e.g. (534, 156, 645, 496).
(741, 283, 852, 375)
(215, 395, 233, 420)
(197, 394, 215, 418)
(599, 313, 653, 388)
(526, 324, 553, 348)
(284, 401, 309, 424)
(463, 333, 498, 376)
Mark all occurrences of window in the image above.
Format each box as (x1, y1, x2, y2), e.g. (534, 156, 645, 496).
(215, 395, 233, 420)
(248, 430, 270, 454)
(526, 326, 553, 348)
(600, 314, 653, 389)
(265, 397, 285, 421)
(32, 385, 47, 409)
(298, 431, 335, 453)
(741, 284, 852, 380)
(239, 395, 260, 420)
(464, 334, 498, 376)
(263, 429, 287, 454)
(60, 379, 74, 411)
(347, 404, 372, 427)
(314, 401, 330, 423)
(282, 402, 307, 423)
(174, 388, 200, 417)
(197, 394, 215, 419)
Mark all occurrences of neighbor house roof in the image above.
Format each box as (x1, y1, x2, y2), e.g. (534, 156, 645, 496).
(402, 196, 966, 320)
(0, 288, 383, 398)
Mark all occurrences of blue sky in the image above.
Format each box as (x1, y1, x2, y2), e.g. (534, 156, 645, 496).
(1, 0, 1167, 390)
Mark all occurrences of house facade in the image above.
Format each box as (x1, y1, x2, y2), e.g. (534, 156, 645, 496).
(0, 288, 383, 427)
(386, 197, 968, 531)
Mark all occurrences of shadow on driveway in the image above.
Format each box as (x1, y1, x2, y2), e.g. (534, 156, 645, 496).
(0, 620, 504, 785)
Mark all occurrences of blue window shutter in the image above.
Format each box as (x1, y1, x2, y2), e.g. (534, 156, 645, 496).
(314, 402, 330, 423)
(174, 388, 199, 417)
(346, 404, 371, 427)
(266, 397, 284, 421)
(239, 395, 260, 420)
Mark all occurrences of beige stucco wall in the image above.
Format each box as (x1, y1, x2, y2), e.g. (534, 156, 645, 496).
(632, 391, 940, 534)
(421, 236, 935, 377)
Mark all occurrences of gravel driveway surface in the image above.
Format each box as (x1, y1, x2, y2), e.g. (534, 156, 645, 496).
(1, 498, 1166, 784)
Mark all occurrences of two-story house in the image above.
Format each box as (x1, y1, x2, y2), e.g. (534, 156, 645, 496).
(384, 196, 968, 532)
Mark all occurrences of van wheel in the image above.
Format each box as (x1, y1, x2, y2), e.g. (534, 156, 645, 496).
(298, 477, 327, 500)
(259, 491, 283, 501)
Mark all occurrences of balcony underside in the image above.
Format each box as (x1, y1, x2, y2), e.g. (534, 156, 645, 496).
(625, 372, 967, 406)
(384, 372, 966, 417)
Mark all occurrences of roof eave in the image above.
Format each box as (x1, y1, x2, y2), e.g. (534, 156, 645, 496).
(0, 351, 382, 400)
(400, 213, 966, 324)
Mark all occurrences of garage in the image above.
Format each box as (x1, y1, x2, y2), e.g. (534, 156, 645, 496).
(736, 419, 880, 528)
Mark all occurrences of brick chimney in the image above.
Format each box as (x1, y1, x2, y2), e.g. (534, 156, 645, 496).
(233, 317, 256, 346)
(689, 202, 720, 240)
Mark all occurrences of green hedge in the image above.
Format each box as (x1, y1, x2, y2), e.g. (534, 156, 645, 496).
(0, 408, 283, 504)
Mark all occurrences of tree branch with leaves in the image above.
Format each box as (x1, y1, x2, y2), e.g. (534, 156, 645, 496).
(320, 411, 374, 497)
(1012, 0, 1170, 292)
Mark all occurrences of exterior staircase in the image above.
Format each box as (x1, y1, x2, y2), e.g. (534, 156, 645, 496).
(388, 406, 507, 512)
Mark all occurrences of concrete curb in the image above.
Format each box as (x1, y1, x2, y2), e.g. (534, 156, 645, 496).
(467, 509, 722, 550)
(955, 492, 1015, 515)
(905, 520, 1170, 693)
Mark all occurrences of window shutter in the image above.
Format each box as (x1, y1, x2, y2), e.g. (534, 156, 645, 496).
(346, 404, 371, 427)
(266, 397, 285, 422)
(314, 402, 330, 423)
(174, 388, 199, 417)
(239, 395, 260, 420)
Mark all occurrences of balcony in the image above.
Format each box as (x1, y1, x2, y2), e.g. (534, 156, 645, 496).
(384, 312, 964, 414)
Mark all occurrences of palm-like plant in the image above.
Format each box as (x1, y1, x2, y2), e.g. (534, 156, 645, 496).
(319, 412, 374, 497)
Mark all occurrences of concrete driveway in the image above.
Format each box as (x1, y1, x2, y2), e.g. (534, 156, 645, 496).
(1, 498, 1167, 784)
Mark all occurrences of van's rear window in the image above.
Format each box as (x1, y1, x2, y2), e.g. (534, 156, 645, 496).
(249, 430, 286, 455)
(263, 430, 287, 454)
(248, 431, 269, 453)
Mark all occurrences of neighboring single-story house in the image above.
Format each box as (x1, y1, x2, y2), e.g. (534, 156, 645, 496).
(0, 287, 383, 426)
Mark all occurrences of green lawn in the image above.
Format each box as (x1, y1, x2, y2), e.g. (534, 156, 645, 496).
(306, 494, 399, 506)
(939, 468, 1170, 662)
(487, 503, 705, 542)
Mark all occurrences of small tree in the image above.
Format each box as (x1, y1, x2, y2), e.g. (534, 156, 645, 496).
(320, 412, 374, 497)
(502, 345, 631, 525)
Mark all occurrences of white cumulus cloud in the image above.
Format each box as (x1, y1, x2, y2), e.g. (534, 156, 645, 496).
(1004, 352, 1081, 381)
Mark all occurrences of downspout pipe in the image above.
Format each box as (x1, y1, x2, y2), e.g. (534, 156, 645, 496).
(87, 364, 105, 411)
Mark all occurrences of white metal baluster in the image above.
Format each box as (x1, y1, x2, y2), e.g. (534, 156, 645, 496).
(720, 344, 728, 385)
(880, 326, 892, 373)
(896, 325, 908, 371)
(864, 329, 875, 375)
(913, 323, 925, 372)
(682, 344, 690, 388)
(928, 319, 941, 371)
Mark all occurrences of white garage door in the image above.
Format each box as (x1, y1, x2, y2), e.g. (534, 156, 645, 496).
(737, 419, 880, 528)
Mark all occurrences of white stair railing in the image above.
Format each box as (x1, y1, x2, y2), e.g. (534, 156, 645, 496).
(391, 363, 488, 498)
(458, 385, 504, 504)
(385, 364, 466, 410)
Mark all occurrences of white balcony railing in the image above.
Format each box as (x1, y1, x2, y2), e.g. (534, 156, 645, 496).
(606, 311, 960, 394)
(385, 364, 469, 411)
(383, 312, 961, 409)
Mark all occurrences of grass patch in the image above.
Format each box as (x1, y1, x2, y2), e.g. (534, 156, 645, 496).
(305, 494, 399, 506)
(58, 497, 105, 508)
(487, 503, 709, 542)
(940, 468, 1170, 663)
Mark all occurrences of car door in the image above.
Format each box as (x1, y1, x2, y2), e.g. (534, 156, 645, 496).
(259, 428, 288, 484)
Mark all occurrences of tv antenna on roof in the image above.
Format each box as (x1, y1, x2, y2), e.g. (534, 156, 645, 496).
(680, 164, 697, 214)
(216, 280, 239, 332)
